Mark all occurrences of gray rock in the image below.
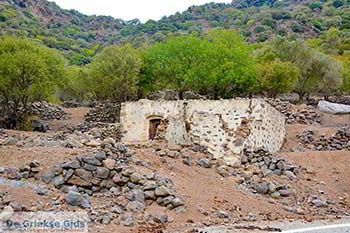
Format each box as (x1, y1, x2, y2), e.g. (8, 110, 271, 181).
(143, 181, 157, 190)
(94, 151, 107, 161)
(52, 175, 65, 188)
(83, 163, 97, 171)
(241, 155, 248, 164)
(95, 167, 109, 179)
(3, 137, 17, 146)
(64, 169, 74, 181)
(110, 187, 121, 195)
(29, 160, 40, 168)
(217, 210, 230, 218)
(279, 189, 295, 197)
(149, 213, 168, 223)
(66, 191, 83, 206)
(268, 183, 276, 193)
(284, 170, 297, 180)
(81, 198, 92, 209)
(171, 197, 185, 207)
(127, 201, 145, 213)
(197, 158, 212, 168)
(144, 190, 156, 200)
(270, 192, 281, 199)
(36, 187, 49, 196)
(254, 182, 269, 194)
(130, 172, 143, 183)
(42, 171, 56, 183)
(173, 206, 186, 213)
(62, 161, 80, 169)
(155, 185, 171, 197)
(111, 205, 124, 214)
(122, 213, 134, 227)
(162, 196, 175, 206)
(312, 199, 328, 207)
(82, 157, 102, 166)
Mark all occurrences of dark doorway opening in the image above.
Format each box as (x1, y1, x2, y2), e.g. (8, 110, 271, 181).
(149, 119, 161, 140)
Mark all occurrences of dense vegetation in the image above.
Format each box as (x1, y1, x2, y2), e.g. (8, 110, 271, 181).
(1, 0, 349, 64)
(0, 0, 349, 128)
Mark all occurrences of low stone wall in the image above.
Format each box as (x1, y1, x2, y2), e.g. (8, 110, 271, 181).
(121, 99, 286, 163)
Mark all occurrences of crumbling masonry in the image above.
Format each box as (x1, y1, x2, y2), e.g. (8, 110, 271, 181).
(120, 99, 286, 163)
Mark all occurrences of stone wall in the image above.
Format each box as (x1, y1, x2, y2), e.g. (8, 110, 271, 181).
(120, 99, 286, 163)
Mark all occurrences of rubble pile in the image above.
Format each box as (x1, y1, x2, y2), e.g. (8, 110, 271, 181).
(84, 103, 120, 123)
(75, 122, 121, 141)
(157, 147, 301, 199)
(266, 99, 322, 125)
(0, 128, 6, 138)
(30, 101, 69, 120)
(41, 141, 185, 213)
(0, 129, 121, 148)
(63, 101, 96, 108)
(328, 96, 350, 105)
(297, 128, 350, 151)
(241, 149, 300, 178)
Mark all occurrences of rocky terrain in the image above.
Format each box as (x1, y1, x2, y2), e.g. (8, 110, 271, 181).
(0, 99, 350, 233)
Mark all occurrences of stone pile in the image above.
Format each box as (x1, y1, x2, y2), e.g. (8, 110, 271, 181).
(156, 146, 301, 199)
(297, 128, 350, 151)
(30, 101, 69, 120)
(41, 141, 185, 213)
(266, 99, 322, 125)
(75, 122, 121, 141)
(0, 128, 6, 138)
(328, 96, 350, 105)
(0, 160, 41, 181)
(0, 127, 121, 148)
(241, 149, 300, 178)
(84, 103, 120, 123)
(63, 101, 96, 108)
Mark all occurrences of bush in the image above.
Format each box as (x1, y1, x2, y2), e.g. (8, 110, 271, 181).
(0, 36, 65, 124)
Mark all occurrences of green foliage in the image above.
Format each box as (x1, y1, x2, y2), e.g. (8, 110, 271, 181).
(332, 0, 345, 8)
(142, 30, 257, 98)
(88, 44, 142, 102)
(0, 36, 65, 116)
(59, 66, 91, 101)
(271, 37, 344, 100)
(257, 59, 299, 97)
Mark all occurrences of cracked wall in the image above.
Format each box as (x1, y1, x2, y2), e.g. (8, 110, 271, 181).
(120, 99, 286, 163)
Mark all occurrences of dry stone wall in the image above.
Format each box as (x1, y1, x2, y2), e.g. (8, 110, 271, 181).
(121, 99, 286, 164)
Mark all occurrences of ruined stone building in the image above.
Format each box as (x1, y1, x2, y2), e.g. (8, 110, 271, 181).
(120, 99, 286, 163)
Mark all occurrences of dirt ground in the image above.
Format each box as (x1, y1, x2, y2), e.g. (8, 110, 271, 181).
(1, 105, 350, 233)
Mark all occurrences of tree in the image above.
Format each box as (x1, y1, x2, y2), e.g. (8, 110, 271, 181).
(257, 60, 299, 97)
(141, 33, 204, 98)
(59, 66, 91, 101)
(0, 36, 65, 126)
(271, 37, 344, 100)
(141, 30, 257, 99)
(88, 43, 142, 102)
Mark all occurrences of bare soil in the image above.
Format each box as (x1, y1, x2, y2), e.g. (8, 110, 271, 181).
(1, 105, 350, 233)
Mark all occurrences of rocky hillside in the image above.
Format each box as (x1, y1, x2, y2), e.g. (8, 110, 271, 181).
(0, 0, 349, 64)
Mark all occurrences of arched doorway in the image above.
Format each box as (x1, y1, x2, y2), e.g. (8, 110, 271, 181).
(147, 116, 164, 140)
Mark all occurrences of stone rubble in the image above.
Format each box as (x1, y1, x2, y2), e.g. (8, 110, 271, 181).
(84, 103, 120, 123)
(40, 141, 185, 220)
(266, 99, 322, 125)
(0, 125, 121, 148)
(297, 128, 350, 151)
(30, 101, 69, 120)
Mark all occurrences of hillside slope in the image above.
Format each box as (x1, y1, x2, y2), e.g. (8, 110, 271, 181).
(0, 0, 349, 64)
